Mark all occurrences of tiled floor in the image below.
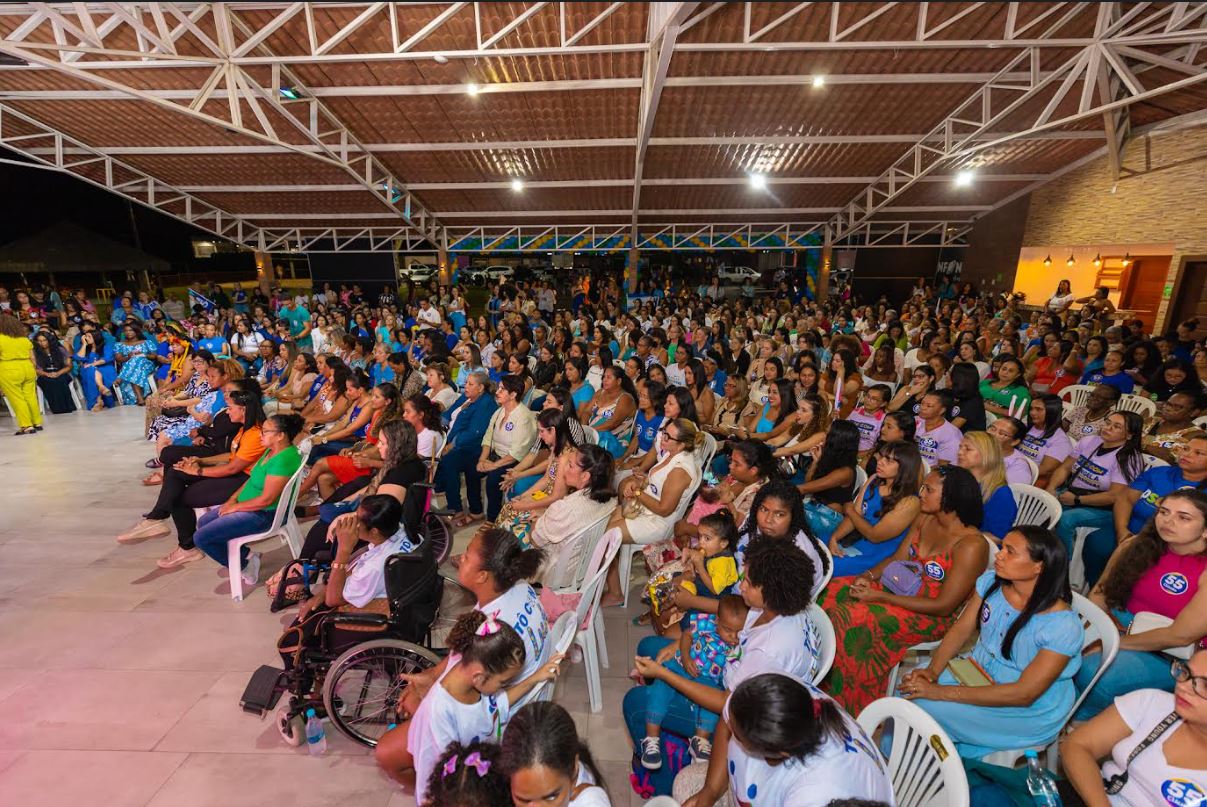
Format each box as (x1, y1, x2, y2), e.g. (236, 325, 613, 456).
(0, 407, 652, 806)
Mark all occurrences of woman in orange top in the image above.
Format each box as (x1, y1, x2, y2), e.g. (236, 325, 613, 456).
(116, 385, 269, 570)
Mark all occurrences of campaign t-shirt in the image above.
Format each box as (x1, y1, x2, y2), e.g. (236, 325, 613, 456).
(915, 418, 962, 465)
(734, 530, 828, 598)
(951, 393, 986, 432)
(722, 684, 894, 807)
(1068, 436, 1131, 494)
(1100, 689, 1206, 807)
(1002, 451, 1034, 484)
(847, 407, 886, 452)
(633, 410, 665, 454)
(724, 609, 819, 691)
(478, 583, 549, 681)
(1019, 427, 1073, 467)
(1080, 369, 1136, 394)
(1127, 466, 1207, 534)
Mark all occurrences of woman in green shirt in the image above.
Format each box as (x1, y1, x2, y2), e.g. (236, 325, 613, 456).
(192, 413, 306, 589)
(978, 355, 1032, 418)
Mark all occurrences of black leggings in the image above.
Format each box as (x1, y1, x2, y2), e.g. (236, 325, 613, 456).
(146, 466, 248, 549)
(299, 476, 374, 559)
(159, 443, 223, 469)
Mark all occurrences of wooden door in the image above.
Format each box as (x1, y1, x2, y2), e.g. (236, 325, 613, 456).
(1170, 261, 1207, 339)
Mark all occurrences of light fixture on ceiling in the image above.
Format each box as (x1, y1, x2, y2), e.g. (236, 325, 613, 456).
(278, 85, 304, 100)
(1092, 253, 1102, 267)
(811, 75, 825, 88)
(749, 173, 768, 190)
(1066, 253, 1075, 267)
(510, 178, 525, 192)
(954, 170, 975, 188)
(465, 82, 481, 96)
(1122, 252, 1133, 266)
(1043, 254, 1052, 267)
(433, 55, 449, 64)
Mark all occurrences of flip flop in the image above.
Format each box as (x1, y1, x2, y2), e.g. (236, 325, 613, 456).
(141, 472, 163, 486)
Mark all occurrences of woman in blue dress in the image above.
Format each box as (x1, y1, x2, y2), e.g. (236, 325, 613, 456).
(899, 525, 1084, 758)
(828, 440, 924, 578)
(75, 326, 117, 410)
(114, 323, 158, 405)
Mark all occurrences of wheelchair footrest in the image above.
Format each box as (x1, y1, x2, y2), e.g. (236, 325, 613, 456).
(240, 664, 286, 716)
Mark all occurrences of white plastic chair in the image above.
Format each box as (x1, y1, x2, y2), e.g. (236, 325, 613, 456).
(1008, 483, 1062, 529)
(696, 431, 718, 471)
(984, 411, 998, 426)
(1194, 415, 1207, 429)
(1058, 384, 1094, 411)
(581, 425, 600, 446)
(1020, 455, 1039, 485)
(226, 451, 310, 601)
(807, 603, 836, 685)
(565, 528, 623, 713)
(982, 593, 1119, 770)
(857, 698, 970, 807)
(853, 465, 868, 498)
(617, 541, 644, 609)
(539, 510, 612, 591)
(1143, 454, 1169, 469)
(530, 611, 578, 704)
(1116, 393, 1157, 419)
(814, 538, 834, 596)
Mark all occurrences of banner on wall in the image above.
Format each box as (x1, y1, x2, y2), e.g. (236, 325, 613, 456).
(935, 258, 963, 283)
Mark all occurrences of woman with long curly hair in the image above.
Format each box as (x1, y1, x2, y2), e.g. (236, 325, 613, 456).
(1073, 489, 1207, 720)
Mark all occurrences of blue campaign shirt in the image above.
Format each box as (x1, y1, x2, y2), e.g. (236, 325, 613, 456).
(708, 370, 728, 396)
(195, 336, 227, 356)
(633, 410, 664, 453)
(1128, 466, 1207, 534)
(370, 362, 395, 387)
(982, 485, 1019, 541)
(1079, 369, 1135, 394)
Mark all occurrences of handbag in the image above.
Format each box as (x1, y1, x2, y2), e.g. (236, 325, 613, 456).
(1128, 611, 1195, 660)
(880, 560, 924, 596)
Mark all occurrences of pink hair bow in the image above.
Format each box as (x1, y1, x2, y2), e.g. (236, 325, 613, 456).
(475, 615, 503, 637)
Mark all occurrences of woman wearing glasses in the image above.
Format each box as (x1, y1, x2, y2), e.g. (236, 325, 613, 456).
(1062, 650, 1207, 807)
(1072, 489, 1207, 722)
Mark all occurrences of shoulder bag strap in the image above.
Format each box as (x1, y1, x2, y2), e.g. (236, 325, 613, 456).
(1104, 711, 1181, 794)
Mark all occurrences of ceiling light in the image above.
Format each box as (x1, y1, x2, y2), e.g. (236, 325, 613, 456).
(749, 173, 768, 190)
(954, 170, 975, 188)
(465, 82, 480, 96)
(811, 75, 825, 89)
(433, 55, 448, 64)
(1066, 253, 1075, 267)
(510, 178, 524, 192)
(1092, 253, 1102, 267)
(1122, 252, 1133, 266)
(278, 85, 304, 101)
(1043, 254, 1052, 267)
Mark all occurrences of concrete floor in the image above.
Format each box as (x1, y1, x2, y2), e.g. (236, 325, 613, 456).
(0, 406, 651, 806)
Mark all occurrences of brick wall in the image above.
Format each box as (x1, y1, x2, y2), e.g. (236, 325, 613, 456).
(1022, 126, 1207, 332)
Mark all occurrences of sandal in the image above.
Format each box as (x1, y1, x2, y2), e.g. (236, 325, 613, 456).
(452, 512, 484, 528)
(141, 472, 163, 486)
(632, 610, 653, 626)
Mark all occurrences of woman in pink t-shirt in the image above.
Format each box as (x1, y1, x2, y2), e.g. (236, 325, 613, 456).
(1073, 489, 1207, 720)
(913, 390, 962, 467)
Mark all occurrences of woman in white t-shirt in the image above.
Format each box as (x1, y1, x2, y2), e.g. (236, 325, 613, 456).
(1047, 279, 1076, 315)
(1061, 652, 1207, 807)
(502, 701, 612, 807)
(674, 674, 894, 807)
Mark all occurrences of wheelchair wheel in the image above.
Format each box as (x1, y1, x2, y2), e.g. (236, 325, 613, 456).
(423, 511, 453, 566)
(276, 706, 305, 747)
(321, 639, 440, 748)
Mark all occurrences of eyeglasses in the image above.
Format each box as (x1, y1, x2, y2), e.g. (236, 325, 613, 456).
(1172, 660, 1207, 698)
(660, 428, 682, 443)
(261, 428, 282, 435)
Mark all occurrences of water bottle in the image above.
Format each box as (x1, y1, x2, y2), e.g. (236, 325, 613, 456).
(1024, 750, 1062, 806)
(305, 708, 327, 756)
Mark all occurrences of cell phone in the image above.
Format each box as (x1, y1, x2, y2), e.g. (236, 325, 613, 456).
(946, 657, 994, 687)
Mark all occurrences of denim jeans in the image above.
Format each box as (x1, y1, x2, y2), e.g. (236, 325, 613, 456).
(307, 439, 354, 465)
(623, 636, 700, 795)
(645, 657, 723, 734)
(1074, 648, 1174, 721)
(192, 508, 275, 569)
(1054, 505, 1116, 587)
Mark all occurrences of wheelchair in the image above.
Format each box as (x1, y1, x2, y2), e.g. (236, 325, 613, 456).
(240, 546, 445, 749)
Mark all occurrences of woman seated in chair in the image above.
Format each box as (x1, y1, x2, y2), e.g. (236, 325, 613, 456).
(116, 383, 268, 569)
(957, 431, 1019, 541)
(827, 440, 923, 580)
(1064, 382, 1121, 440)
(190, 413, 306, 591)
(1019, 393, 1073, 487)
(74, 324, 118, 411)
(1142, 389, 1205, 463)
(619, 386, 697, 487)
(264, 349, 317, 413)
(300, 380, 404, 500)
(822, 465, 987, 714)
(1072, 489, 1207, 721)
(525, 444, 617, 588)
(601, 418, 704, 607)
(796, 420, 861, 538)
(495, 409, 582, 545)
(299, 358, 352, 434)
(675, 440, 775, 547)
(1061, 648, 1207, 807)
(146, 349, 214, 440)
(898, 525, 1084, 759)
(149, 358, 243, 462)
(617, 379, 666, 477)
(988, 416, 1035, 485)
(277, 494, 415, 669)
(580, 365, 637, 456)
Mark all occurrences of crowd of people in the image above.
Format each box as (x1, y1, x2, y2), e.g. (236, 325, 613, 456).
(2, 267, 1206, 807)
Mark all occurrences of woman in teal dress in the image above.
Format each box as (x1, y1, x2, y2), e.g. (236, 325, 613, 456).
(115, 323, 158, 405)
(75, 327, 117, 410)
(899, 525, 1084, 758)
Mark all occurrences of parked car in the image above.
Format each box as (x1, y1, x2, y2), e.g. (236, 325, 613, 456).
(398, 262, 438, 284)
(465, 264, 515, 284)
(716, 264, 761, 284)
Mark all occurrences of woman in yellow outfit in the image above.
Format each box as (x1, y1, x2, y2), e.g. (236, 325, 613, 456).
(0, 313, 42, 435)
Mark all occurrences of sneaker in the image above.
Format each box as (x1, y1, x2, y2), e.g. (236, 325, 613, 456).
(689, 735, 713, 762)
(117, 518, 171, 544)
(639, 736, 662, 770)
(156, 547, 204, 569)
(241, 552, 262, 587)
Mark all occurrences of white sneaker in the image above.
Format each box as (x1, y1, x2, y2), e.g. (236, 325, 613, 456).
(117, 518, 171, 544)
(156, 547, 204, 569)
(241, 552, 261, 587)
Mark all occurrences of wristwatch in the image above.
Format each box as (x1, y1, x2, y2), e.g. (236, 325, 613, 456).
(1073, 495, 1082, 507)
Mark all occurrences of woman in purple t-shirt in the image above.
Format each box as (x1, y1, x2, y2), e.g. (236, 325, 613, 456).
(914, 390, 962, 467)
(1047, 411, 1145, 584)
